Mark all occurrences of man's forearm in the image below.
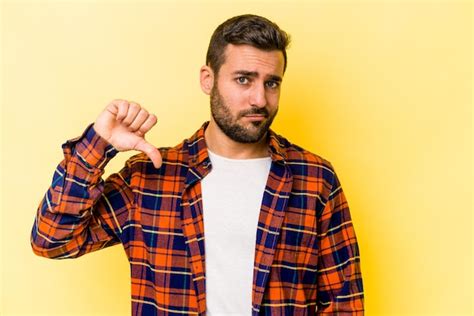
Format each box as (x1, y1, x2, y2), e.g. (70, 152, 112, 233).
(30, 123, 123, 259)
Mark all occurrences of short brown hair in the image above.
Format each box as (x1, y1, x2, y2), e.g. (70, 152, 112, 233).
(206, 14, 291, 75)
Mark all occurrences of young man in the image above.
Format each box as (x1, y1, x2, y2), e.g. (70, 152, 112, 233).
(31, 14, 364, 316)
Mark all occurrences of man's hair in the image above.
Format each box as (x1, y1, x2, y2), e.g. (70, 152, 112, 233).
(206, 14, 291, 76)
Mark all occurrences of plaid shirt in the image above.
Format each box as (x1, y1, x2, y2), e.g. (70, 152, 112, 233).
(31, 121, 364, 315)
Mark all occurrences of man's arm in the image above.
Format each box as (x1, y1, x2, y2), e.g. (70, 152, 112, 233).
(30, 99, 160, 259)
(30, 123, 133, 259)
(316, 167, 364, 315)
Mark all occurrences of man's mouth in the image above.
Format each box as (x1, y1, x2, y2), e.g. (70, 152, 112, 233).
(243, 114, 266, 121)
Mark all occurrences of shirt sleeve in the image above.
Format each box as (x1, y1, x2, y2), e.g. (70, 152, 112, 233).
(316, 166, 365, 315)
(30, 123, 135, 259)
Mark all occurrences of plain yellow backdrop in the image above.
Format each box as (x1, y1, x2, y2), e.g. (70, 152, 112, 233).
(1, 0, 472, 315)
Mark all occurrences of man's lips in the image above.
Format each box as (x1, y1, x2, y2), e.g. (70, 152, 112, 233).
(243, 114, 267, 121)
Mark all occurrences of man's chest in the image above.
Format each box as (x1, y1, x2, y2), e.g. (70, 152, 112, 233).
(124, 162, 325, 315)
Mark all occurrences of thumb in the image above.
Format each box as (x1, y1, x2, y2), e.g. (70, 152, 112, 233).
(135, 139, 162, 169)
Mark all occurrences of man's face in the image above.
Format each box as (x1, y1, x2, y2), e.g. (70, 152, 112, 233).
(209, 44, 284, 143)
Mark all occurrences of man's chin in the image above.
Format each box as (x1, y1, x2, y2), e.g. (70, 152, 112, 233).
(242, 126, 270, 143)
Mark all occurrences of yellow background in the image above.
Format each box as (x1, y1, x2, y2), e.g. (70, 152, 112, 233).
(1, 0, 472, 315)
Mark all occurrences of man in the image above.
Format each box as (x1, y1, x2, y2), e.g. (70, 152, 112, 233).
(31, 14, 364, 315)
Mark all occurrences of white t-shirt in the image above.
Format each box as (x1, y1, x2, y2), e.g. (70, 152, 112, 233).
(201, 148, 272, 316)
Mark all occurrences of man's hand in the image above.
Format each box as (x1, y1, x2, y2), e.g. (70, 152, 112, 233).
(93, 99, 162, 168)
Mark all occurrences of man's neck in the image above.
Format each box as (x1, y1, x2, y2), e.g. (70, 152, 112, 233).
(204, 120, 270, 159)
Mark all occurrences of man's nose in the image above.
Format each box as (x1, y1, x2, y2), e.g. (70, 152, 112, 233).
(249, 84, 267, 108)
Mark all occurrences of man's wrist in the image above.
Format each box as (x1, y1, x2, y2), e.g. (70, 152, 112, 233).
(63, 123, 119, 169)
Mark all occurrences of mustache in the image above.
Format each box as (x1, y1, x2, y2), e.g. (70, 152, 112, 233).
(239, 108, 269, 117)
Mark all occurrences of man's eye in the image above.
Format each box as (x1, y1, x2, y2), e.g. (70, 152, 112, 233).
(265, 81, 279, 89)
(236, 77, 249, 84)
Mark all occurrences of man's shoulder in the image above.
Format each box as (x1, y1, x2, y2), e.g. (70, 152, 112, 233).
(129, 122, 208, 169)
(273, 132, 335, 174)
(126, 138, 189, 171)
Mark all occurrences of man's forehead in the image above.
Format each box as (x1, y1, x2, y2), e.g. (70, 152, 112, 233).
(221, 44, 285, 76)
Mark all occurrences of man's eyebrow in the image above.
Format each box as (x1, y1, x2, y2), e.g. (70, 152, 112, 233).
(268, 75, 282, 82)
(232, 70, 282, 82)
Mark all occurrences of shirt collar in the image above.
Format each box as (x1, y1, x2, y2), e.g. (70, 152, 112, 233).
(186, 121, 288, 169)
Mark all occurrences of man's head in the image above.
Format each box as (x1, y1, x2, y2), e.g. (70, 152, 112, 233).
(200, 14, 291, 144)
(206, 14, 291, 77)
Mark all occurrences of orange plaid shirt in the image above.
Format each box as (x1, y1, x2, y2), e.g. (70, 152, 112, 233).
(31, 121, 364, 315)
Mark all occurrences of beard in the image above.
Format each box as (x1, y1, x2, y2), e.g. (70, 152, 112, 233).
(210, 85, 278, 143)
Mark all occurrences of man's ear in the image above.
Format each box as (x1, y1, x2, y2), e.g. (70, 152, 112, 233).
(200, 65, 214, 95)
